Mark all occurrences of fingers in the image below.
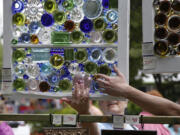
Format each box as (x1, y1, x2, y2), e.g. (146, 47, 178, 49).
(96, 79, 109, 88)
(96, 74, 110, 81)
(113, 65, 123, 77)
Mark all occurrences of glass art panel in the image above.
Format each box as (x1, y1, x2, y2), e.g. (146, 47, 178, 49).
(153, 0, 180, 57)
(11, 0, 118, 45)
(12, 47, 117, 93)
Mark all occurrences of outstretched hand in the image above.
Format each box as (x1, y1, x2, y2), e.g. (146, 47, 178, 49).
(96, 66, 129, 97)
(62, 82, 91, 114)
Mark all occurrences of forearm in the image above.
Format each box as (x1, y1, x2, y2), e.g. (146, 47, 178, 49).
(125, 86, 180, 116)
(81, 122, 100, 135)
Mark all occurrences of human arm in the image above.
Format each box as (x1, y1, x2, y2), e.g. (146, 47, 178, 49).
(96, 66, 180, 116)
(62, 82, 102, 135)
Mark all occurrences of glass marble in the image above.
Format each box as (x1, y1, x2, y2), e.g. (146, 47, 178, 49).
(12, 0, 24, 14)
(13, 49, 25, 62)
(94, 18, 106, 31)
(59, 79, 72, 91)
(13, 78, 26, 91)
(11, 39, 18, 45)
(39, 81, 50, 92)
(48, 72, 60, 86)
(12, 13, 25, 26)
(84, 61, 97, 74)
(106, 9, 118, 23)
(24, 0, 44, 22)
(68, 63, 80, 74)
(53, 11, 66, 25)
(102, 0, 109, 8)
(89, 48, 102, 62)
(75, 49, 88, 63)
(62, 0, 74, 10)
(154, 41, 169, 56)
(27, 79, 39, 91)
(80, 19, 93, 33)
(38, 27, 51, 44)
(90, 31, 102, 43)
(40, 63, 52, 75)
(41, 13, 54, 27)
(14, 64, 26, 77)
(83, 0, 103, 19)
(64, 20, 75, 32)
(103, 29, 117, 43)
(97, 64, 111, 75)
(13, 28, 21, 38)
(29, 22, 40, 34)
(102, 48, 117, 63)
(21, 33, 31, 43)
(31, 35, 39, 44)
(167, 15, 180, 32)
(50, 54, 64, 69)
(44, 0, 57, 13)
(26, 64, 40, 78)
(70, 7, 84, 23)
(70, 31, 84, 43)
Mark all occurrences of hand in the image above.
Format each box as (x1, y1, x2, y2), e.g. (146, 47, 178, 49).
(96, 66, 129, 97)
(62, 82, 91, 114)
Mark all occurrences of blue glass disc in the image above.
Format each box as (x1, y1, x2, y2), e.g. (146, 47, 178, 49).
(80, 19, 93, 33)
(21, 33, 30, 43)
(29, 22, 39, 33)
(102, 0, 109, 8)
(12, 0, 24, 14)
(41, 13, 54, 27)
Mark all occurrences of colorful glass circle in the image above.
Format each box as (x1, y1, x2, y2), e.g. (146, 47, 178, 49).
(64, 20, 75, 32)
(13, 78, 26, 91)
(31, 35, 39, 44)
(13, 49, 25, 62)
(62, 0, 74, 10)
(39, 81, 50, 92)
(80, 19, 93, 33)
(154, 40, 169, 56)
(59, 79, 72, 91)
(12, 0, 24, 14)
(70, 31, 84, 43)
(103, 29, 117, 43)
(53, 11, 66, 25)
(106, 9, 118, 23)
(12, 13, 25, 26)
(21, 33, 31, 43)
(84, 61, 97, 74)
(94, 18, 106, 31)
(50, 54, 64, 69)
(75, 49, 88, 63)
(97, 64, 111, 76)
(83, 0, 102, 19)
(41, 13, 54, 27)
(44, 0, 57, 13)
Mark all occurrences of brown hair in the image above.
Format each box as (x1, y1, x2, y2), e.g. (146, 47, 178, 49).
(146, 90, 163, 98)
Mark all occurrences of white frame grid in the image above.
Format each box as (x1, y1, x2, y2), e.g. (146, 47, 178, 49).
(142, 0, 180, 74)
(2, 0, 130, 100)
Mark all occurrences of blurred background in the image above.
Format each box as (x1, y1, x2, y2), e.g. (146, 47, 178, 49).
(0, 0, 180, 135)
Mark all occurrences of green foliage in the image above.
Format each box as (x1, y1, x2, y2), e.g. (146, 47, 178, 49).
(129, 0, 143, 89)
(127, 101, 142, 115)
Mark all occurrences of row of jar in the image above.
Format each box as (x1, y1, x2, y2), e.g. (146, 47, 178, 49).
(12, 0, 117, 22)
(154, 0, 180, 14)
(12, 64, 111, 92)
(154, 40, 180, 56)
(12, 29, 118, 45)
(13, 48, 117, 66)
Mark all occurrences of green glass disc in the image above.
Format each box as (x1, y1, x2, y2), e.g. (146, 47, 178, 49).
(13, 78, 26, 91)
